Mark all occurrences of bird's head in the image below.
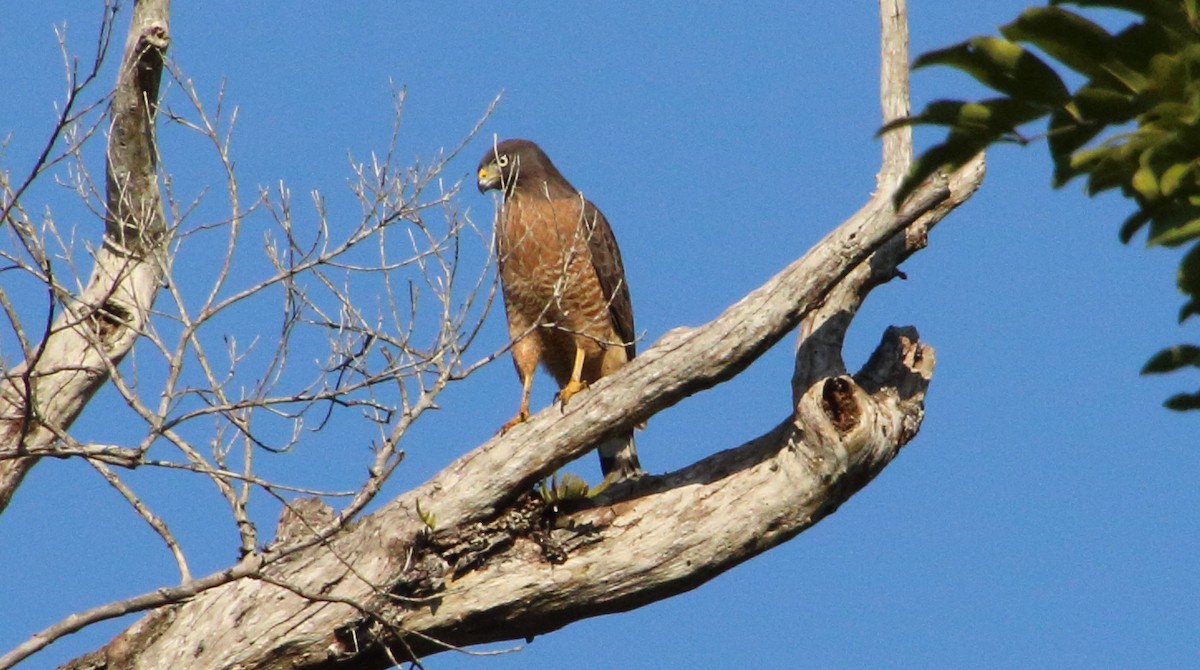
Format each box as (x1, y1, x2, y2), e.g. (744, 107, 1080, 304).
(477, 138, 570, 196)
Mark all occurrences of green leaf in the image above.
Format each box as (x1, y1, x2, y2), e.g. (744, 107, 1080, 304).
(1164, 391, 1200, 411)
(894, 98, 1049, 136)
(892, 134, 989, 207)
(1142, 344, 1200, 374)
(985, 97, 1057, 131)
(1160, 162, 1193, 197)
(415, 500, 437, 530)
(1148, 207, 1200, 247)
(885, 100, 982, 130)
(1106, 22, 1175, 87)
(1178, 241, 1200, 296)
(1071, 22, 1180, 94)
(1069, 144, 1116, 171)
(1071, 84, 1139, 123)
(914, 36, 1072, 106)
(1144, 101, 1200, 126)
(1085, 158, 1130, 196)
(1179, 298, 1200, 323)
(1052, 0, 1187, 27)
(537, 471, 592, 503)
(1118, 208, 1152, 243)
(1068, 143, 1135, 196)
(1001, 7, 1117, 80)
(1048, 109, 1105, 186)
(1132, 165, 1159, 199)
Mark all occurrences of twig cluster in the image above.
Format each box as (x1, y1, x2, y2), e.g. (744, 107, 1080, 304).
(0, 6, 503, 665)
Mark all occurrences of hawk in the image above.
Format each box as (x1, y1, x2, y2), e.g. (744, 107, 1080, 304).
(477, 138, 643, 480)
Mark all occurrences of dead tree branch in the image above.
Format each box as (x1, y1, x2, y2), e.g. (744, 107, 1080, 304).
(0, 1, 995, 669)
(0, 0, 170, 512)
(0, 0, 994, 668)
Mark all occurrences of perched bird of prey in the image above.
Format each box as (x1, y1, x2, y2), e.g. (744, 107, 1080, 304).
(477, 138, 643, 480)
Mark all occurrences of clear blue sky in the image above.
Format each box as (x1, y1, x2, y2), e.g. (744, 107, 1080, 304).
(2, 2, 1198, 669)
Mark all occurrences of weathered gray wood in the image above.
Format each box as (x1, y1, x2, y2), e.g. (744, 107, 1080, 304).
(1, 1, 994, 668)
(47, 153, 985, 670)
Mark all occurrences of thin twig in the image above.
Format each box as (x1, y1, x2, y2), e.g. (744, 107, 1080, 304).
(89, 459, 192, 581)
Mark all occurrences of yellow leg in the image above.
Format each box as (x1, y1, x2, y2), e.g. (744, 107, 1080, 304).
(557, 346, 589, 407)
(499, 369, 534, 434)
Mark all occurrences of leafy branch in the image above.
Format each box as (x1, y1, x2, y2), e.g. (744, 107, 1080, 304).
(894, 0, 1200, 409)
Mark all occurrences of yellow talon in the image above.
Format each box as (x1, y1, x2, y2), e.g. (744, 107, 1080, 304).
(499, 409, 530, 435)
(557, 345, 590, 409)
(557, 378, 589, 408)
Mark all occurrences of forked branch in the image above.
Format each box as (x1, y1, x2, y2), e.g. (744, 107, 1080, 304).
(0, 0, 995, 668)
(15, 1, 991, 669)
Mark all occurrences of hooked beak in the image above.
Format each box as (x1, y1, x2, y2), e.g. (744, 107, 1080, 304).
(477, 163, 501, 193)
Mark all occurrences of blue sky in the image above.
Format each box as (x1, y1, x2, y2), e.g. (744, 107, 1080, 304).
(2, 2, 1198, 669)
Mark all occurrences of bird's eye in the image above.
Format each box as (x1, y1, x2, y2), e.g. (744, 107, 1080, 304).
(496, 155, 510, 168)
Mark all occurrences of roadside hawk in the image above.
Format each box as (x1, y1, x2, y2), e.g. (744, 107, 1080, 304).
(477, 138, 643, 480)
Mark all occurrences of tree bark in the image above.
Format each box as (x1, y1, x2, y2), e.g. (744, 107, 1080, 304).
(2, 1, 992, 668)
(0, 0, 170, 512)
(45, 148, 981, 669)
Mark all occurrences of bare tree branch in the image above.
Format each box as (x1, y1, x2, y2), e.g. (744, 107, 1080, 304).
(1, 2, 993, 669)
(89, 459, 192, 582)
(36, 150, 980, 668)
(0, 0, 170, 512)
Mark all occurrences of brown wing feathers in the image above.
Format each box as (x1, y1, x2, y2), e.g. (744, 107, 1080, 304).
(582, 200, 636, 358)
